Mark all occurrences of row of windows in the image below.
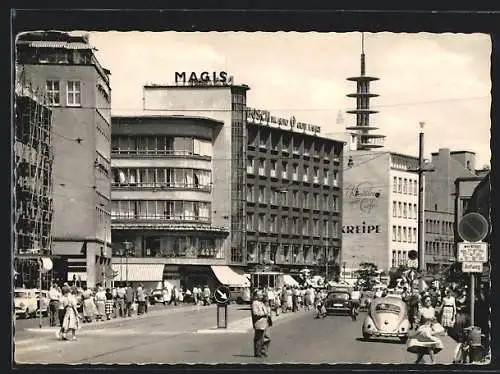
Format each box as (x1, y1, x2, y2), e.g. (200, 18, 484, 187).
(247, 243, 339, 263)
(46, 80, 81, 106)
(111, 200, 210, 221)
(392, 202, 418, 219)
(247, 185, 339, 210)
(392, 226, 417, 243)
(425, 219, 454, 235)
(96, 207, 111, 244)
(247, 158, 339, 185)
(247, 213, 340, 237)
(391, 250, 410, 268)
(425, 241, 454, 259)
(393, 176, 418, 195)
(111, 136, 213, 157)
(247, 128, 337, 157)
(113, 236, 224, 259)
(112, 168, 211, 189)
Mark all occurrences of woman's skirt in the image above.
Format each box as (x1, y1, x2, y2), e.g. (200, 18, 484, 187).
(406, 326, 444, 354)
(105, 300, 114, 315)
(95, 300, 106, 316)
(82, 298, 97, 318)
(441, 305, 455, 328)
(62, 307, 80, 331)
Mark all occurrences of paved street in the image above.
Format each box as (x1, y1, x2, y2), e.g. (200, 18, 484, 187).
(15, 304, 457, 365)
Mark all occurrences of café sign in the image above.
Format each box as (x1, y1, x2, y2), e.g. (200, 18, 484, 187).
(246, 107, 321, 134)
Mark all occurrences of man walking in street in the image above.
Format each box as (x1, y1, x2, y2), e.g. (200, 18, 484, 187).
(251, 289, 271, 358)
(48, 283, 61, 327)
(136, 284, 146, 315)
(116, 284, 126, 317)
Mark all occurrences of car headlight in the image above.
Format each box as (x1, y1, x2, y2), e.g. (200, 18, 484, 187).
(19, 302, 25, 308)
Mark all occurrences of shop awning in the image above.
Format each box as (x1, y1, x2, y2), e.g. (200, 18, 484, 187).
(111, 263, 165, 282)
(211, 266, 250, 287)
(283, 274, 300, 287)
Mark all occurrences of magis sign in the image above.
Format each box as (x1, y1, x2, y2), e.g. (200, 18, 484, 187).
(174, 71, 232, 85)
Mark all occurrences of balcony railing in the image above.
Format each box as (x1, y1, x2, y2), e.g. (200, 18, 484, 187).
(111, 149, 212, 158)
(282, 171, 288, 179)
(112, 182, 211, 191)
(258, 168, 265, 176)
(313, 176, 320, 184)
(111, 213, 210, 223)
(270, 170, 277, 178)
(292, 174, 298, 181)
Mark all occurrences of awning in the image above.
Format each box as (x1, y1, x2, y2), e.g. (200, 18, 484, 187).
(283, 274, 300, 287)
(111, 263, 165, 282)
(40, 257, 53, 273)
(211, 266, 250, 287)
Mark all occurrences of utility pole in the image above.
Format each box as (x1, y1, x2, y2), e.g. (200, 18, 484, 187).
(417, 122, 425, 273)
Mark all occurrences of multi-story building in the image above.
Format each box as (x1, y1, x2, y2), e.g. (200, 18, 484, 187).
(16, 31, 113, 288)
(110, 75, 344, 289)
(13, 75, 54, 288)
(423, 148, 480, 272)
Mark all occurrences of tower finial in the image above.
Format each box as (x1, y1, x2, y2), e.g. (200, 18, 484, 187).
(362, 32, 365, 54)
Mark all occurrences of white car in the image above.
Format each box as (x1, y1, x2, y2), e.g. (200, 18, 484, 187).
(14, 288, 38, 319)
(33, 289, 50, 316)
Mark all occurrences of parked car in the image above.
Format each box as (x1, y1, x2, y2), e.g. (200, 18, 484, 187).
(362, 296, 410, 343)
(33, 289, 50, 316)
(14, 288, 38, 319)
(324, 290, 352, 315)
(148, 289, 165, 305)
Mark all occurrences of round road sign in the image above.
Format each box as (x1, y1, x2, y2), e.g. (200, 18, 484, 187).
(458, 212, 489, 242)
(408, 250, 418, 261)
(214, 286, 231, 305)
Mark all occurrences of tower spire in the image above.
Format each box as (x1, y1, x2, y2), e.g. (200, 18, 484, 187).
(345, 33, 386, 151)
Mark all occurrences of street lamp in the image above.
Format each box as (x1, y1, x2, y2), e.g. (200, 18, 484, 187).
(122, 241, 133, 285)
(408, 122, 435, 275)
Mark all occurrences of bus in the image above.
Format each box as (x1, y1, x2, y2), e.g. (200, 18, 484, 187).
(250, 270, 286, 291)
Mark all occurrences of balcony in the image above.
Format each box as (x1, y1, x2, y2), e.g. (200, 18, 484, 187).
(332, 180, 339, 187)
(313, 176, 320, 184)
(258, 168, 265, 176)
(292, 174, 298, 181)
(323, 178, 329, 186)
(302, 175, 309, 183)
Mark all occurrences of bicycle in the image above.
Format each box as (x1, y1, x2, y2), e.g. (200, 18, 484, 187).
(453, 326, 485, 364)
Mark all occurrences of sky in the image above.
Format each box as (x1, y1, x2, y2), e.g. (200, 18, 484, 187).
(87, 31, 491, 167)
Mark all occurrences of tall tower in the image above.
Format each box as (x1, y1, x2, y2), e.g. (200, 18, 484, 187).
(346, 33, 385, 150)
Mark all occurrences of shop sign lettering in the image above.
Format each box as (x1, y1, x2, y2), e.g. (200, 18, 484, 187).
(342, 223, 381, 234)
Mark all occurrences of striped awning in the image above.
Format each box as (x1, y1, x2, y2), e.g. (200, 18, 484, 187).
(111, 263, 165, 282)
(28, 41, 95, 50)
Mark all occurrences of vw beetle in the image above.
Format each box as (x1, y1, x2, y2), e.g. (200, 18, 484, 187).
(362, 296, 410, 343)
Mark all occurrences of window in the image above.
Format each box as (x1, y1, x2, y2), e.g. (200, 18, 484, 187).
(392, 201, 397, 217)
(303, 165, 309, 182)
(247, 214, 254, 231)
(46, 80, 60, 105)
(398, 178, 402, 193)
(414, 204, 418, 219)
(258, 186, 265, 203)
(403, 227, 407, 242)
(398, 202, 402, 217)
(246, 185, 254, 202)
(258, 214, 266, 231)
(397, 226, 402, 242)
(392, 226, 397, 241)
(414, 180, 418, 195)
(67, 81, 81, 106)
(393, 177, 397, 192)
(392, 251, 396, 267)
(413, 228, 417, 243)
(403, 203, 407, 218)
(403, 178, 408, 194)
(302, 218, 308, 236)
(292, 190, 298, 207)
(303, 192, 309, 209)
(269, 215, 277, 233)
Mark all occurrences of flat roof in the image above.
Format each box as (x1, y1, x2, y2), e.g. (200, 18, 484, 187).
(111, 114, 224, 127)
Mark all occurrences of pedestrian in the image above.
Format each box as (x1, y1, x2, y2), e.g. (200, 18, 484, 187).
(350, 286, 362, 320)
(251, 290, 271, 358)
(105, 288, 114, 320)
(162, 288, 169, 307)
(48, 283, 61, 327)
(407, 295, 445, 364)
(192, 286, 199, 305)
(94, 286, 106, 321)
(440, 288, 456, 335)
(81, 285, 96, 323)
(203, 285, 211, 306)
(169, 286, 178, 306)
(136, 284, 146, 315)
(61, 288, 81, 341)
(125, 283, 135, 317)
(292, 286, 299, 312)
(116, 284, 126, 317)
(57, 286, 70, 340)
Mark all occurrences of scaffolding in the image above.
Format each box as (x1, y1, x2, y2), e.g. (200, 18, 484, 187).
(14, 69, 54, 288)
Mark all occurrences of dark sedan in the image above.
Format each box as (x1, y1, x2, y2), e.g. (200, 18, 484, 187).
(325, 291, 352, 315)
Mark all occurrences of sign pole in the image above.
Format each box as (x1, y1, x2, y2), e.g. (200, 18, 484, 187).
(470, 273, 475, 327)
(39, 258, 43, 329)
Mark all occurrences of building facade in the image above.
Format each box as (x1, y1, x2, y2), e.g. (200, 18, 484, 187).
(16, 32, 113, 287)
(423, 148, 480, 271)
(110, 76, 344, 289)
(342, 150, 419, 273)
(13, 76, 54, 288)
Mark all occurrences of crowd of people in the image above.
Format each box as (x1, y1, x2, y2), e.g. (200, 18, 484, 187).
(41, 282, 216, 341)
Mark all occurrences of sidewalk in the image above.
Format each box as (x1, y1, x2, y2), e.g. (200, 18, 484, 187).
(15, 303, 216, 343)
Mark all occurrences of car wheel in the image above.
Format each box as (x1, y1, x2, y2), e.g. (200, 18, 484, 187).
(362, 333, 370, 341)
(399, 336, 408, 344)
(24, 309, 30, 319)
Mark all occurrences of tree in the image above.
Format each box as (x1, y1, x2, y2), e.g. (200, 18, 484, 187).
(356, 262, 378, 288)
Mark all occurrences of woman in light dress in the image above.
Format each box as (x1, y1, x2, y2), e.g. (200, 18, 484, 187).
(407, 294, 445, 364)
(440, 288, 457, 334)
(61, 288, 81, 341)
(81, 285, 97, 323)
(94, 286, 107, 321)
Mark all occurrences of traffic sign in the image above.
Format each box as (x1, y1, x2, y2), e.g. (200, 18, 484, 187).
(214, 286, 231, 305)
(462, 262, 483, 273)
(408, 250, 418, 261)
(458, 213, 489, 242)
(457, 242, 488, 263)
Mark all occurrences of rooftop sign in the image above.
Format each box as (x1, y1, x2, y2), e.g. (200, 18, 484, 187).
(174, 71, 233, 86)
(246, 107, 321, 135)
